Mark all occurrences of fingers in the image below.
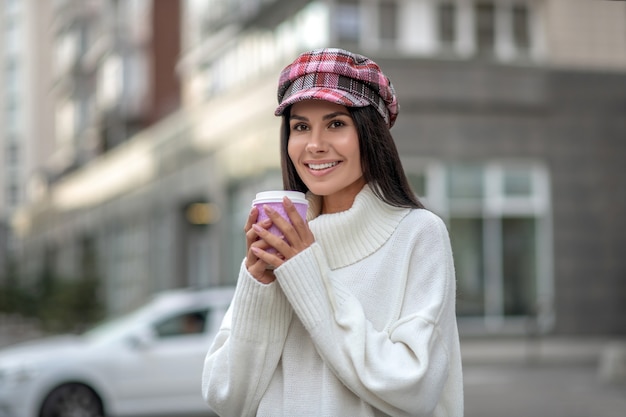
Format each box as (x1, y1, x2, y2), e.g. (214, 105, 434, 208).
(251, 246, 285, 270)
(244, 207, 279, 283)
(245, 206, 273, 271)
(245, 208, 270, 247)
(245, 207, 259, 250)
(282, 197, 315, 247)
(251, 224, 289, 256)
(244, 206, 258, 233)
(246, 237, 280, 282)
(260, 198, 314, 251)
(246, 253, 277, 284)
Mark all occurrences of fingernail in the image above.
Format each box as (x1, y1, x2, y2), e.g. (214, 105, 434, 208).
(261, 218, 271, 226)
(283, 197, 293, 207)
(252, 224, 263, 233)
(263, 204, 275, 214)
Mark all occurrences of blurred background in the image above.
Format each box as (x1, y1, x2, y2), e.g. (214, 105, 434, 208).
(0, 0, 624, 416)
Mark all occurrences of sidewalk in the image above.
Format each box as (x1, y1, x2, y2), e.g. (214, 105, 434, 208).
(461, 336, 608, 365)
(462, 336, 626, 417)
(461, 335, 626, 383)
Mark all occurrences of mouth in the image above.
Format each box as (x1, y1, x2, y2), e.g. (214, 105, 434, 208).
(306, 161, 340, 171)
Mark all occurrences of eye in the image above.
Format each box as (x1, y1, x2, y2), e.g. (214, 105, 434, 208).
(291, 122, 309, 132)
(328, 120, 346, 129)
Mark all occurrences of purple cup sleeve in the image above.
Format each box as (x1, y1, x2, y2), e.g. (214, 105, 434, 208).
(253, 201, 308, 253)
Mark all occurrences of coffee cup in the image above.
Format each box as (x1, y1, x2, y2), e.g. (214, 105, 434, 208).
(252, 190, 308, 253)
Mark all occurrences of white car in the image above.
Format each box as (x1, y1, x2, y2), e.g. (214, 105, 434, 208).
(0, 286, 235, 417)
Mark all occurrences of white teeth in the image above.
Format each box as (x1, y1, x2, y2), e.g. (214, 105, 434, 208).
(308, 162, 338, 170)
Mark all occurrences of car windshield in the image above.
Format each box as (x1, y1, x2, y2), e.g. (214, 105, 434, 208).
(80, 290, 232, 342)
(82, 303, 156, 342)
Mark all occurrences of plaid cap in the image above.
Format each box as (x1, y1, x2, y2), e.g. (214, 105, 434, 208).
(275, 48, 399, 127)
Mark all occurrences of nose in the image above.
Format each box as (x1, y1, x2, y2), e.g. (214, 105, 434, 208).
(305, 129, 327, 153)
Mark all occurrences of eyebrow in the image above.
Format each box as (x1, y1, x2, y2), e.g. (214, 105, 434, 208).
(290, 111, 351, 122)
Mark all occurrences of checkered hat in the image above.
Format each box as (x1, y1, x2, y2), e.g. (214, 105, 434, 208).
(275, 48, 399, 127)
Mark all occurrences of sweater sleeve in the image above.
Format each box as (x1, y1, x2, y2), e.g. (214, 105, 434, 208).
(202, 260, 293, 417)
(274, 215, 460, 417)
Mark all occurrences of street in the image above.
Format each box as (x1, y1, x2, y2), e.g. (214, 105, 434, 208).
(3, 321, 625, 417)
(464, 363, 626, 417)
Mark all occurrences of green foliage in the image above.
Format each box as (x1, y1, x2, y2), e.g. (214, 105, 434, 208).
(0, 259, 34, 315)
(0, 265, 104, 334)
(37, 277, 104, 333)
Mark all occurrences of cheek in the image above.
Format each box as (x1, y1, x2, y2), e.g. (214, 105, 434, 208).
(343, 137, 362, 168)
(287, 140, 300, 164)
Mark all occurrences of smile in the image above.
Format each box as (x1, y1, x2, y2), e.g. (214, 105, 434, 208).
(307, 161, 339, 170)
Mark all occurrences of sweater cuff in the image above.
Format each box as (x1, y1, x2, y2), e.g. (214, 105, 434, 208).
(230, 261, 293, 343)
(274, 243, 334, 331)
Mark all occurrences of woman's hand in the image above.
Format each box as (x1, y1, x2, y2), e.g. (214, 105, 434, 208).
(244, 207, 277, 284)
(251, 196, 315, 270)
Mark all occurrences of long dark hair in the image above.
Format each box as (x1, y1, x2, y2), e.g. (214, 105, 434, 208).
(280, 105, 424, 209)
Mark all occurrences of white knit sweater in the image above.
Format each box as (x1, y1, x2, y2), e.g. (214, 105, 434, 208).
(202, 185, 464, 417)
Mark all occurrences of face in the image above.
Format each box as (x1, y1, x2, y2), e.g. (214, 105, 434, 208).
(288, 100, 365, 214)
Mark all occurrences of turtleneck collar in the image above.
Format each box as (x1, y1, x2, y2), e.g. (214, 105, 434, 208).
(305, 184, 410, 269)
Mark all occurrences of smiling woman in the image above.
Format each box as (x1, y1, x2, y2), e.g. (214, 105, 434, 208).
(202, 48, 464, 417)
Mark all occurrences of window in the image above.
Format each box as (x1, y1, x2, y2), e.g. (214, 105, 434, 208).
(502, 217, 536, 315)
(5, 103, 19, 134)
(334, 0, 360, 43)
(404, 159, 552, 331)
(332, 0, 401, 48)
(512, 3, 530, 53)
(6, 142, 19, 166)
(154, 310, 209, 337)
(450, 217, 485, 315)
(503, 166, 532, 196)
(7, 182, 19, 206)
(4, 19, 21, 55)
(379, 0, 398, 43)
(4, 57, 19, 96)
(448, 164, 484, 200)
(438, 2, 456, 47)
(475, 2, 495, 56)
(436, 0, 537, 60)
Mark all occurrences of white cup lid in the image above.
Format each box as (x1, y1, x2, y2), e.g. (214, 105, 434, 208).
(252, 190, 308, 206)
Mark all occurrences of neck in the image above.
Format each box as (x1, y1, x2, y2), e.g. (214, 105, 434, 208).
(321, 179, 367, 214)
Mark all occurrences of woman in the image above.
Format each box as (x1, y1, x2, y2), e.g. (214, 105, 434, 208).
(202, 48, 464, 417)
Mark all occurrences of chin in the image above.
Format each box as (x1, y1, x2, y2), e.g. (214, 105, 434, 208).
(300, 186, 328, 197)
(304, 186, 330, 196)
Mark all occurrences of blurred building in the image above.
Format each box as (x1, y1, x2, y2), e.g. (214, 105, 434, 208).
(0, 1, 56, 278)
(7, 0, 187, 314)
(4, 0, 626, 335)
